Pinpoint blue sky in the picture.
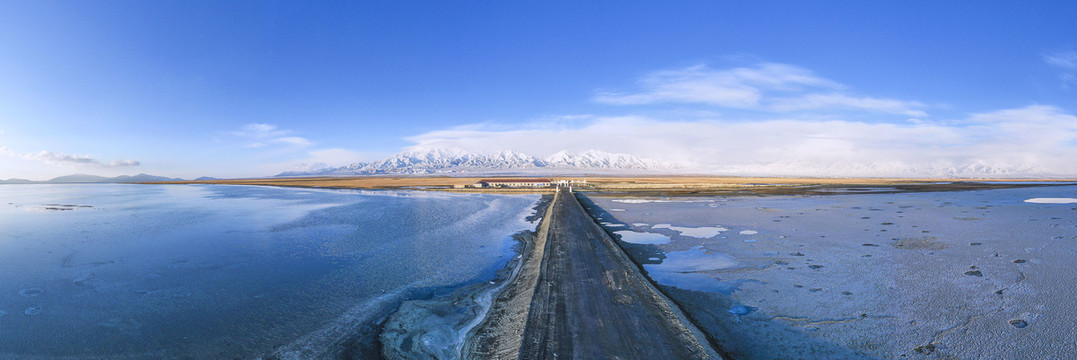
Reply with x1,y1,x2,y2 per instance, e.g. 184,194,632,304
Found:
2,1,1076,179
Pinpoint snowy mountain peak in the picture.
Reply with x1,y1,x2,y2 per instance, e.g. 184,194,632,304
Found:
544,150,673,170
276,148,675,177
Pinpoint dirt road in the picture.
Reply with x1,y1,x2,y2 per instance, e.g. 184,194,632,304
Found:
463,190,722,359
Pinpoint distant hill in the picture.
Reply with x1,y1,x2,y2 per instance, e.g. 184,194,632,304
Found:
194,176,219,181
108,174,185,183
47,174,112,183
0,174,186,184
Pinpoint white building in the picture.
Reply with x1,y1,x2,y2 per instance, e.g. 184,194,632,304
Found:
478,178,553,188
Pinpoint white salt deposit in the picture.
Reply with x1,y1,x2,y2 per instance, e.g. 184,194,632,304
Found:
608,208,626,212
613,230,671,245
1024,198,1077,204
652,224,728,238
739,230,758,235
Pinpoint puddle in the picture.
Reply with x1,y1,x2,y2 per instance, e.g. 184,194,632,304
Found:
613,230,671,245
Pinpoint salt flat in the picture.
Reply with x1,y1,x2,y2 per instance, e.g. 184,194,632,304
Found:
584,184,1077,359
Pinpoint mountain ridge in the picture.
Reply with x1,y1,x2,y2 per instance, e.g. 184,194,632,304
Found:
0,173,185,184
277,149,678,177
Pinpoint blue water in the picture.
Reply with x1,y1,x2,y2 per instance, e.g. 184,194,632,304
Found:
0,184,539,358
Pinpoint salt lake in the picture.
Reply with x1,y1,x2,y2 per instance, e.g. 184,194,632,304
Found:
0,184,539,359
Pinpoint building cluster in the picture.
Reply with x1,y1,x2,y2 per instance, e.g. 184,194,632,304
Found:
454,178,588,189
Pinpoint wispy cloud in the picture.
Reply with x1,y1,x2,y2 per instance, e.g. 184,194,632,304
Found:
1,148,141,167
594,62,928,117
265,148,387,175
272,136,314,147
1044,50,1077,88
1045,51,1077,69
227,123,314,149
406,105,1077,177
770,94,928,117
108,159,141,167
231,123,289,138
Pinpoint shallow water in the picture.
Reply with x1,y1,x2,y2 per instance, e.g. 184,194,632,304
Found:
585,185,1077,359
0,184,539,359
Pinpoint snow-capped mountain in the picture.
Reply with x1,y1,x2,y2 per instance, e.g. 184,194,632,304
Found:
544,150,668,170
276,149,677,177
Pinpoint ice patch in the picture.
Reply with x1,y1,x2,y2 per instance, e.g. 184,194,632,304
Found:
612,199,706,204
613,230,671,245
644,251,759,295
1024,198,1077,204
647,271,759,294
632,223,649,227
647,247,739,272
652,224,728,238
608,208,626,212
739,230,758,235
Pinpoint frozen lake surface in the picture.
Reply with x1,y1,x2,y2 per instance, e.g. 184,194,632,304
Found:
0,184,539,359
584,185,1077,359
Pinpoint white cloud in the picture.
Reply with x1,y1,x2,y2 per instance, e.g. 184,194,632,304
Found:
305,148,372,164
1045,51,1077,69
264,148,386,175
1045,51,1077,88
594,62,927,117
2,148,141,168
272,136,314,147
405,105,1077,177
770,93,928,117
226,123,314,149
108,160,141,167
28,151,100,165
231,123,288,138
